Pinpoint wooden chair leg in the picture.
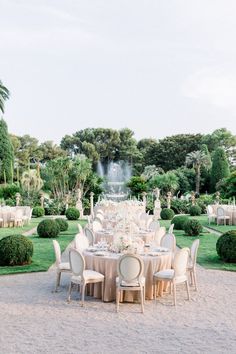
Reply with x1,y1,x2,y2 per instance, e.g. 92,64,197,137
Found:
55,272,61,292
140,287,144,313
116,288,120,312
193,270,198,291
185,280,190,300
81,283,85,306
67,282,72,302
173,282,176,306
101,280,104,301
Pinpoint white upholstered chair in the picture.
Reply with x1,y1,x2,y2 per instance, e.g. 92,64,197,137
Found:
84,227,95,245
74,233,89,251
53,240,71,292
161,232,176,253
206,205,216,225
92,219,103,232
187,239,200,291
153,227,166,246
216,207,230,226
68,248,104,305
153,248,190,306
168,223,174,234
116,254,145,313
77,223,83,234
149,220,160,232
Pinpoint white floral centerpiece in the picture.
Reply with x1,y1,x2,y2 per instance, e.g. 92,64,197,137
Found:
110,234,132,253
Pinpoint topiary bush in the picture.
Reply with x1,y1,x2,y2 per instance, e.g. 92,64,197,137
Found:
32,206,45,217
189,205,201,216
37,219,60,238
55,218,69,232
160,208,175,220
184,219,203,236
0,235,33,266
216,231,236,263
171,215,189,230
65,207,80,220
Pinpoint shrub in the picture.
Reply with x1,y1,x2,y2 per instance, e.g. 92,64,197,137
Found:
171,215,189,230
5,198,15,206
32,206,45,217
0,235,33,266
55,218,69,232
160,208,175,220
216,231,236,263
171,199,189,214
189,205,201,216
37,219,60,238
184,219,202,236
65,207,80,220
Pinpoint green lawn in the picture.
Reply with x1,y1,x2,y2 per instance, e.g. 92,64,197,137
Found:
160,216,236,272
0,217,45,240
0,219,86,276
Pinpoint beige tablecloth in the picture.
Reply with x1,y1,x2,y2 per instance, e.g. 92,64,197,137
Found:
84,251,172,302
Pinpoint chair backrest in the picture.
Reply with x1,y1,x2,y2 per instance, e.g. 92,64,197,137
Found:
207,205,213,215
84,227,94,245
53,240,61,266
77,223,83,234
140,213,148,221
149,221,160,232
92,220,103,232
94,215,103,224
154,227,166,246
69,248,85,277
190,239,200,266
146,216,153,229
161,233,176,252
168,223,174,234
117,254,144,284
96,208,104,216
217,207,225,217
96,213,104,221
173,248,189,277
74,233,89,251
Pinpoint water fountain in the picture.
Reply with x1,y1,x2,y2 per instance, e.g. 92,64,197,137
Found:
97,161,131,201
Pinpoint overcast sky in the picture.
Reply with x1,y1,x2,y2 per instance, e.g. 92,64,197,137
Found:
1,0,236,143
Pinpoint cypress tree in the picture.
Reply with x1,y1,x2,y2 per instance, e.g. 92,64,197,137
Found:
0,119,14,183
210,147,230,192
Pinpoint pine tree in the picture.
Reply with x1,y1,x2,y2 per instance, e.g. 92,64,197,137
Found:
210,147,230,192
0,119,14,183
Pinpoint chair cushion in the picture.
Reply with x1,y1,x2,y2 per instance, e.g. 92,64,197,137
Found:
153,269,174,280
59,262,70,271
71,270,104,283
116,276,145,287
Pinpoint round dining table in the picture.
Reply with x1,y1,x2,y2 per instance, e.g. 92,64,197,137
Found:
83,250,172,302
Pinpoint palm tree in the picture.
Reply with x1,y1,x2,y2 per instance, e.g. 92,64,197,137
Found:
186,150,211,193
21,169,44,197
0,80,10,113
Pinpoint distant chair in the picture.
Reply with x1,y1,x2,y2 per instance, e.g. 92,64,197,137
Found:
206,205,216,225
187,239,200,291
53,240,70,292
116,254,145,313
149,221,160,232
11,209,23,227
92,219,103,232
216,207,230,226
21,207,32,225
74,233,89,251
146,216,154,229
161,233,176,253
84,227,95,246
68,248,104,306
77,223,83,234
153,248,190,306
153,227,166,247
168,223,174,234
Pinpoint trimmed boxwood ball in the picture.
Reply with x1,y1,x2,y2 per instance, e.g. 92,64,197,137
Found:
189,205,201,216
32,206,45,217
216,231,236,263
184,219,202,236
0,235,33,266
55,218,69,232
65,207,80,220
171,215,189,230
37,219,60,238
160,208,175,220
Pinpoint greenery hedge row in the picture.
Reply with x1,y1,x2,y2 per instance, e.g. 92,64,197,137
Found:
37,219,60,238
65,207,80,220
184,219,202,236
160,208,175,220
171,215,189,230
